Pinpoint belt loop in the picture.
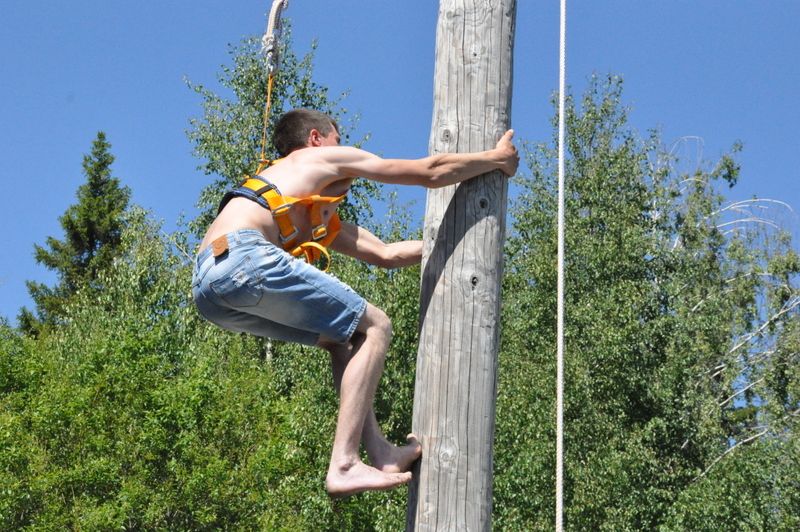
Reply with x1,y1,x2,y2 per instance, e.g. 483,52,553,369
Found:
233,231,241,245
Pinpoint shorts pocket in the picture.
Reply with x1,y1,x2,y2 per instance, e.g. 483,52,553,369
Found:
210,256,264,308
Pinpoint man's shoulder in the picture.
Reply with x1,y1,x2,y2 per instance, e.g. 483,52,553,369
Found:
294,145,374,164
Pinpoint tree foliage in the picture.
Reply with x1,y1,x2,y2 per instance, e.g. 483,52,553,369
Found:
2,44,798,530
1,206,423,529
186,31,377,237
494,75,799,530
2,34,411,530
20,132,130,333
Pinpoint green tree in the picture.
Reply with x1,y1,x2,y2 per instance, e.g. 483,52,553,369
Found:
1,31,418,529
4,38,798,530
1,206,424,529
493,75,799,530
186,31,378,237
19,132,130,333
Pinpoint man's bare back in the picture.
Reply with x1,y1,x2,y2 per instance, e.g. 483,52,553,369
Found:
200,129,349,254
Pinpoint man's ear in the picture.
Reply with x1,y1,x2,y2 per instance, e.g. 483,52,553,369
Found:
308,128,323,147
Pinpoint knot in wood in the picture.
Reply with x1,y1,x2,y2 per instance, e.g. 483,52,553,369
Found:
471,275,479,287
479,198,489,209
441,128,452,142
439,447,455,463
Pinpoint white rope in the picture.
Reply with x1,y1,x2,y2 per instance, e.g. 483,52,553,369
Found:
556,0,567,530
262,0,289,74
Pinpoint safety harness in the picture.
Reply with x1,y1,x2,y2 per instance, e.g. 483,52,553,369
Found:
216,2,343,271
218,173,345,271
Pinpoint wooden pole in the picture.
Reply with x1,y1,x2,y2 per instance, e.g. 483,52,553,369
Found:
406,1,516,530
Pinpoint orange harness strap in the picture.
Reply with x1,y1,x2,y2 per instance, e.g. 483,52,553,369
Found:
239,177,345,271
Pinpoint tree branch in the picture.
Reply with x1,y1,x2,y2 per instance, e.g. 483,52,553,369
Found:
692,407,800,482
728,296,800,357
692,428,768,482
718,377,764,408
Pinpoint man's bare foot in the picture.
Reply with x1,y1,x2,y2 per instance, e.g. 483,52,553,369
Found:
367,434,422,474
326,460,412,498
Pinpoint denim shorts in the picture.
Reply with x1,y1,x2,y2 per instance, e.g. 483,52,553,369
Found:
191,229,366,346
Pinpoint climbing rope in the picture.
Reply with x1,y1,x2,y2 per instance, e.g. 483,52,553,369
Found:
256,0,290,174
556,0,567,530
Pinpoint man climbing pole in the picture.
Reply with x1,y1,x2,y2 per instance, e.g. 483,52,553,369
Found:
192,108,519,496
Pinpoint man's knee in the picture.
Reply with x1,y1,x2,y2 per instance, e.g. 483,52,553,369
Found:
359,304,392,341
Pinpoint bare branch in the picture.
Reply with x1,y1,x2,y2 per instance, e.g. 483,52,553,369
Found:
728,296,800,357
693,428,768,482
669,136,705,162
714,198,795,217
717,217,780,231
725,272,778,284
718,377,764,408
162,231,193,264
707,366,726,380
678,177,708,194
691,275,792,312
700,348,781,383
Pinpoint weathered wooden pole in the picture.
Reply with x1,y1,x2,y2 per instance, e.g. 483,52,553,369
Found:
406,1,516,530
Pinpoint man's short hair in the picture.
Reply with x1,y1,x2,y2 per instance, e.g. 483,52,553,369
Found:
273,109,338,156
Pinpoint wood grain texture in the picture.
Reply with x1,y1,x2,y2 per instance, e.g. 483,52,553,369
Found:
407,1,516,530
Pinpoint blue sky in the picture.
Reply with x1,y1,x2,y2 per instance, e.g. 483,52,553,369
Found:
2,1,799,323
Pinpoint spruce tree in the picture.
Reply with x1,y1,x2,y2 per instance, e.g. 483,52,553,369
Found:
20,132,130,332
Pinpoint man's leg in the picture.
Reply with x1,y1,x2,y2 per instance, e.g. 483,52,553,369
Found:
323,303,416,497
321,333,421,474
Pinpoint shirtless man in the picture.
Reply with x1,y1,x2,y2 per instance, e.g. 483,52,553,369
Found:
192,108,519,497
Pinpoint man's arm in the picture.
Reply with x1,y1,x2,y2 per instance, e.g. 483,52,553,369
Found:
330,222,422,269
323,130,519,188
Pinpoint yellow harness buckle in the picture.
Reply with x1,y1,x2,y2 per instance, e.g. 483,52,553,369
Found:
279,227,299,244
271,203,292,217
312,224,328,241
